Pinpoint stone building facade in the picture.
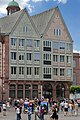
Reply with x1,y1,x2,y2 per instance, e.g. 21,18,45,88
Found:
0,1,73,101
73,53,80,85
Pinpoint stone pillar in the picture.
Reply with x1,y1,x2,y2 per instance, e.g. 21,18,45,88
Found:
52,83,57,101
31,84,32,100
38,84,41,99
23,82,25,99
16,82,17,99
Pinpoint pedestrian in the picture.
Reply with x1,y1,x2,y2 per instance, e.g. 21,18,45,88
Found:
39,105,44,120
50,98,53,107
74,101,78,116
19,104,22,119
16,105,20,120
64,101,68,116
50,105,58,120
34,105,39,120
68,101,73,116
6,101,10,111
60,101,64,111
27,105,32,120
3,102,7,116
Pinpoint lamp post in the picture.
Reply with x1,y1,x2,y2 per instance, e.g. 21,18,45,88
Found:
62,87,64,98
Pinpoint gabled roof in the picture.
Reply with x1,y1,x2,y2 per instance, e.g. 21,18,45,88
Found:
32,6,73,41
0,6,73,42
0,9,23,34
0,8,39,36
31,7,56,35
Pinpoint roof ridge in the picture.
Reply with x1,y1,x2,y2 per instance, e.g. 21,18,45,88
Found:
0,9,24,20
31,6,58,17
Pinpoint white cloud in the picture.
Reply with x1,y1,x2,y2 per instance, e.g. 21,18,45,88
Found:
54,0,68,4
32,0,43,2
73,49,80,53
0,0,69,17
0,0,31,16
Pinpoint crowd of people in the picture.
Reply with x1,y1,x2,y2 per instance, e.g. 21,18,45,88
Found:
0,97,80,120
60,99,79,116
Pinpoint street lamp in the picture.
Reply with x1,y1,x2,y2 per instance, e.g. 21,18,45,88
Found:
62,87,64,98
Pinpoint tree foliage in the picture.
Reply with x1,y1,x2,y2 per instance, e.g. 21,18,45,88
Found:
70,86,80,93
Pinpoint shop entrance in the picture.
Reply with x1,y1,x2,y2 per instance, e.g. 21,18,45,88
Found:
56,83,65,100
43,83,52,99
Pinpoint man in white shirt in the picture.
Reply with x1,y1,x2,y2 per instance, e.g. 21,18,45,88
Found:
3,102,6,116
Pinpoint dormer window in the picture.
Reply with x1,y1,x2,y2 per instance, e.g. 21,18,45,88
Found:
23,26,27,32
54,28,61,36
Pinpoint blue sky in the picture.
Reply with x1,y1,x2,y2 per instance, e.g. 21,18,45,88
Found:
0,0,80,52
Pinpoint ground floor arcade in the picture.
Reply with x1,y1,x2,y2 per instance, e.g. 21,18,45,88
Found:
4,80,71,101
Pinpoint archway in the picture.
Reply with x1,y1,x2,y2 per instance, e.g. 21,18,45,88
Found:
56,83,65,100
43,83,52,99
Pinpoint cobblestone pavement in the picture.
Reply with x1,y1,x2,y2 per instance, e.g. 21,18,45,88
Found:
0,107,80,120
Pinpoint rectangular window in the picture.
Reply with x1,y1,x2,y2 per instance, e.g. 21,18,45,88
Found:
53,68,58,76
19,67,24,75
9,85,15,98
43,54,51,61
60,55,65,62
26,39,32,47
32,90,38,99
19,53,24,60
26,53,32,60
34,40,40,47
43,41,51,47
53,55,58,62
11,38,17,46
11,67,16,74
34,53,40,61
32,85,38,89
19,39,25,46
23,26,27,32
66,69,72,76
53,42,59,50
17,85,23,89
66,56,72,63
43,68,51,79
73,73,76,85
60,68,65,76
60,42,65,50
54,28,61,36
27,67,32,75
11,52,16,60
43,68,51,74
10,84,15,89
32,85,38,98
34,67,39,75
66,43,72,51
73,60,76,68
